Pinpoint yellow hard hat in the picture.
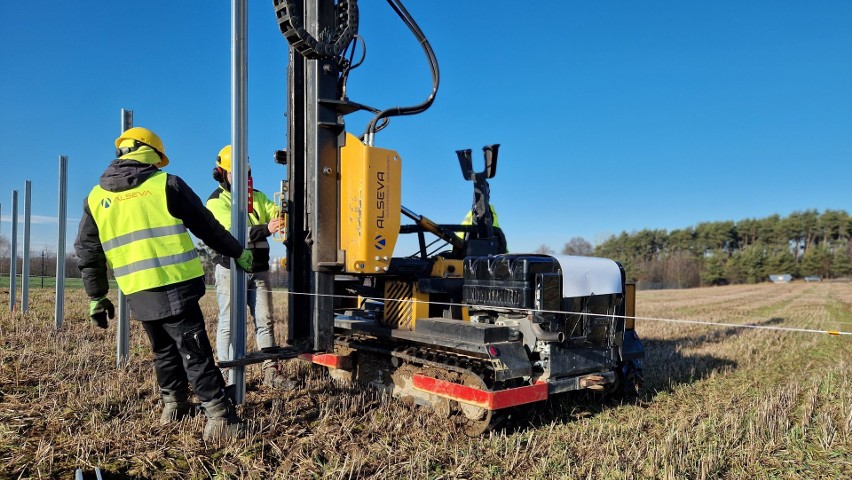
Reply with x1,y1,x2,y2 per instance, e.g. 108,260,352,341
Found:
216,145,233,172
216,145,250,173
115,127,169,167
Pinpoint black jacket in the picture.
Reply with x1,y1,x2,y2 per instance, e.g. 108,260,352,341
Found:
206,184,275,272
74,160,244,320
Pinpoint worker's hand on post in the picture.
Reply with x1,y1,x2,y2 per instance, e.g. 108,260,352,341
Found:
235,249,254,273
88,296,115,329
267,217,284,235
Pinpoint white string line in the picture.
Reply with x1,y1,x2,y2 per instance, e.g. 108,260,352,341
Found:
217,287,852,336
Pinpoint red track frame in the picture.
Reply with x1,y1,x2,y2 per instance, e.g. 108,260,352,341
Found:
299,352,352,370
412,374,548,410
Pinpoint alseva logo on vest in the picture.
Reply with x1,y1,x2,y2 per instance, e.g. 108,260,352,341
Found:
101,190,153,208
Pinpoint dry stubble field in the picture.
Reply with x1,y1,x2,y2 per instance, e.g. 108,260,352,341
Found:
0,282,850,479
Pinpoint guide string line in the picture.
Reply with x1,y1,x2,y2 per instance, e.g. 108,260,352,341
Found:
219,287,852,336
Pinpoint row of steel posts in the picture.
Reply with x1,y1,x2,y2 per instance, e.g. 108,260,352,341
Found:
6,0,251,403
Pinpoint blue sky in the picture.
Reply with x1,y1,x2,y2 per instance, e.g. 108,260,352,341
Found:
1,1,850,260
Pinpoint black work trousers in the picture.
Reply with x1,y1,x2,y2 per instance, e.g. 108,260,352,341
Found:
141,301,224,402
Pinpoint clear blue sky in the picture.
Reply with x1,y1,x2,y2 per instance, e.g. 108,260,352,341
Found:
1,1,850,259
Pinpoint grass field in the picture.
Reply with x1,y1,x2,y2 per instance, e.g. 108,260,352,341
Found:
0,282,849,479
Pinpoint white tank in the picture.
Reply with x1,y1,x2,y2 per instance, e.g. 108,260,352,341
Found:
551,255,623,298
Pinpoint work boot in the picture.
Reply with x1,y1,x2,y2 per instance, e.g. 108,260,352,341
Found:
223,383,238,403
160,389,191,425
201,394,245,442
262,361,296,390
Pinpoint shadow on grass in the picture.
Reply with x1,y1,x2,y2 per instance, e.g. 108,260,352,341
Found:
640,316,787,394
489,318,792,434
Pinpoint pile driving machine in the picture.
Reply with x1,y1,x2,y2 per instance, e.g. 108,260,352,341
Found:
271,0,644,434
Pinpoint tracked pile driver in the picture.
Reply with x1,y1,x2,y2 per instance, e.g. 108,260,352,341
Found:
271,0,644,434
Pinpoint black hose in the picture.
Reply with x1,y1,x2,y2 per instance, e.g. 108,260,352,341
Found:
364,0,440,140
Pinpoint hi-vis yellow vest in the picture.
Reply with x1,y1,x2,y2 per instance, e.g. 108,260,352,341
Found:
88,172,203,294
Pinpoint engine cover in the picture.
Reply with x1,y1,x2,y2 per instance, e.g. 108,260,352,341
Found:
463,254,561,309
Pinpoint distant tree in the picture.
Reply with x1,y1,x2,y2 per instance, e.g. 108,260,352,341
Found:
832,248,852,278
534,244,554,255
586,210,850,287
0,236,8,276
668,228,696,254
561,237,593,256
701,252,726,286
766,249,798,277
801,244,832,278
197,242,215,266
737,218,760,248
196,243,217,285
663,251,701,288
756,214,784,247
64,252,82,278
724,252,746,284
741,247,769,283
637,258,665,289
782,210,819,260
818,209,849,244
629,229,667,262
595,232,637,280
695,221,737,254
594,233,627,259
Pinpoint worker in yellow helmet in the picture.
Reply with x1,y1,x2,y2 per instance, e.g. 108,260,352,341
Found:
460,204,501,230
74,127,252,442
205,145,289,389
457,204,508,253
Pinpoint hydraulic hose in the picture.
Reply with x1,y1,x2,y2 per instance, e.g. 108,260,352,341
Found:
365,0,439,143
401,206,463,251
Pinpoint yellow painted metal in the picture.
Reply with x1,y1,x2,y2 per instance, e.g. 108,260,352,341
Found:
339,133,401,274
382,280,429,330
271,190,288,244
430,258,463,278
625,282,636,330
426,258,469,320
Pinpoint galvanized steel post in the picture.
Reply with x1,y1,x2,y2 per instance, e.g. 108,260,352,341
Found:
116,109,133,366
229,0,248,404
22,181,31,312
9,190,17,312
55,156,68,329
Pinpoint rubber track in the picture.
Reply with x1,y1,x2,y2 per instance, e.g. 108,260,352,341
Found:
335,334,496,387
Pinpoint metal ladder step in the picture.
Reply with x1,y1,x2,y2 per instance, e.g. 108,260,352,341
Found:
217,345,306,368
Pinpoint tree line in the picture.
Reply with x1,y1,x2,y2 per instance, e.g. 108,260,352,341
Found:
539,209,852,289
4,209,851,291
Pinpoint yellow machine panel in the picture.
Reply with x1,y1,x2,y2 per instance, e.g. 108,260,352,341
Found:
430,258,464,278
625,282,636,330
383,280,429,330
339,133,402,274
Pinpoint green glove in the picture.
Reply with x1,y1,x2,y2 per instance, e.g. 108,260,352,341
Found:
89,296,115,329
235,249,254,273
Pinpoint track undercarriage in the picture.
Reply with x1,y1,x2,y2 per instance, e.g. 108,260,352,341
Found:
321,332,530,436
299,262,644,436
